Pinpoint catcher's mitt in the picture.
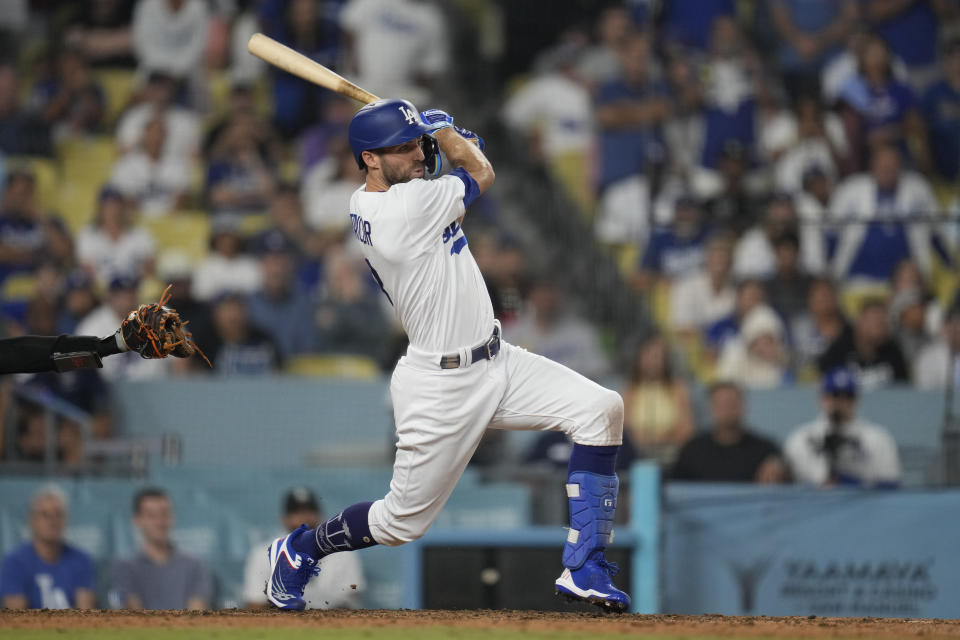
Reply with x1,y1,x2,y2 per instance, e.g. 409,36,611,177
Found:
118,285,211,366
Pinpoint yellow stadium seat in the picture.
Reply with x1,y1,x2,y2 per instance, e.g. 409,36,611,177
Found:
238,213,271,236
1,273,37,302
284,355,380,379
140,211,211,263
57,135,117,187
94,68,137,126
6,156,58,213
57,181,100,233
206,70,232,124
840,284,891,319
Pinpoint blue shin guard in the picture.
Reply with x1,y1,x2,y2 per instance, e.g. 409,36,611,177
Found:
555,471,630,611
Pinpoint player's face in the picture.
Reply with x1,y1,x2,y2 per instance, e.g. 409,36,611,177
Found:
378,138,426,186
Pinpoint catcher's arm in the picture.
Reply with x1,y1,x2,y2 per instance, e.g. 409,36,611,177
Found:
117,285,212,367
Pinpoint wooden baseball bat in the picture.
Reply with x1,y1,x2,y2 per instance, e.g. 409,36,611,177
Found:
247,33,380,104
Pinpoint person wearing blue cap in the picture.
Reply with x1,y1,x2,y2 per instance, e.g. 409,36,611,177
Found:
783,367,901,488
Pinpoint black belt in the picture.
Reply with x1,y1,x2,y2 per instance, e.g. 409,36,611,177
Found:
439,326,501,369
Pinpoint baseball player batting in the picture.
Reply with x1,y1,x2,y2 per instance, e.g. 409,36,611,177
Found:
265,100,629,611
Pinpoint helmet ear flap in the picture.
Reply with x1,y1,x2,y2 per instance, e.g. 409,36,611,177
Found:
421,135,442,176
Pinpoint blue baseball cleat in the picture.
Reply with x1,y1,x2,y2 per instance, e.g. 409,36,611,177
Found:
265,524,320,610
554,549,631,612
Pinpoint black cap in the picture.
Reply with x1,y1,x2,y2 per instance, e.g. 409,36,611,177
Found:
283,487,320,514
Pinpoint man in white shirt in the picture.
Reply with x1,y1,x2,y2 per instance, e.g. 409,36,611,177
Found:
914,305,960,389
784,367,901,488
243,488,363,610
670,233,736,335
132,0,208,80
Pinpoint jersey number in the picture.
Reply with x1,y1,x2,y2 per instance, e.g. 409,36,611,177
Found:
365,259,393,306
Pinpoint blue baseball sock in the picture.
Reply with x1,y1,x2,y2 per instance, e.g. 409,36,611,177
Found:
568,443,619,476
289,501,378,558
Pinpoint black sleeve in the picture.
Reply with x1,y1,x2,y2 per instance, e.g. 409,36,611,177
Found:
670,441,697,480
0,335,120,375
887,343,910,382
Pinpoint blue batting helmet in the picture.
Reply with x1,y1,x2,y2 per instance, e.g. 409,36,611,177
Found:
349,98,436,167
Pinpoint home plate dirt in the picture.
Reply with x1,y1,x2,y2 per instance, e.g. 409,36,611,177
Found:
2,609,959,638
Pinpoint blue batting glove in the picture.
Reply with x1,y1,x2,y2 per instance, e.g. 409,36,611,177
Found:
453,125,485,151
419,108,453,131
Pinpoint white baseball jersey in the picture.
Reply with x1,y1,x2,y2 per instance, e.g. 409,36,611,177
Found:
348,170,493,353
784,415,902,487
347,168,624,548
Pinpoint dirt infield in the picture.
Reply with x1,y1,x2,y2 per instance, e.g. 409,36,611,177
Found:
2,609,960,639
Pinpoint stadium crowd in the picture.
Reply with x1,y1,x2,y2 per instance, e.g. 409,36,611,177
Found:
0,2,957,502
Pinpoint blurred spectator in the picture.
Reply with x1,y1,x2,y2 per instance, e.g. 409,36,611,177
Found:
632,196,711,293
27,47,105,140
261,0,342,137
763,94,850,194
63,0,136,68
671,381,787,482
594,32,669,246
770,0,857,99
203,84,280,165
314,251,389,362
733,194,804,280
621,334,694,464
0,64,52,156
0,169,73,283
110,113,190,215
717,305,792,388
914,303,960,389
698,16,760,170
700,140,763,235
791,277,852,375
829,144,941,285
76,275,172,380
247,230,316,360
836,33,932,171
508,276,610,381
116,71,201,161
0,486,95,609
110,487,213,610
889,287,932,363
191,217,263,302
890,258,943,333
793,166,831,275
576,6,634,90
257,186,327,291
921,38,960,182
243,487,364,609
229,1,265,84
504,42,594,216
206,292,281,374
705,278,766,353
661,0,736,53
340,0,449,109
132,0,209,82
864,0,957,92
57,271,99,334
821,23,909,105
662,56,706,182
818,298,909,388
76,186,156,289
206,115,277,214
525,430,636,472
301,135,362,238
669,233,736,336
785,367,901,487
471,231,527,326
297,97,358,173
764,232,814,324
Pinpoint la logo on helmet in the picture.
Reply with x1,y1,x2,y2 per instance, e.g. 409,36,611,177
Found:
398,105,417,125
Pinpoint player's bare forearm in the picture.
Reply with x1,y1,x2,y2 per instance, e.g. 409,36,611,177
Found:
435,127,495,194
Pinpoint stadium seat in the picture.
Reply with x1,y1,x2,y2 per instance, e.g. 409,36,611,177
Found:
140,211,211,263
94,68,137,126
284,354,380,379
57,136,118,231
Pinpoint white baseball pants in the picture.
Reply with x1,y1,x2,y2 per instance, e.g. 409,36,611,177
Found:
367,339,624,546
